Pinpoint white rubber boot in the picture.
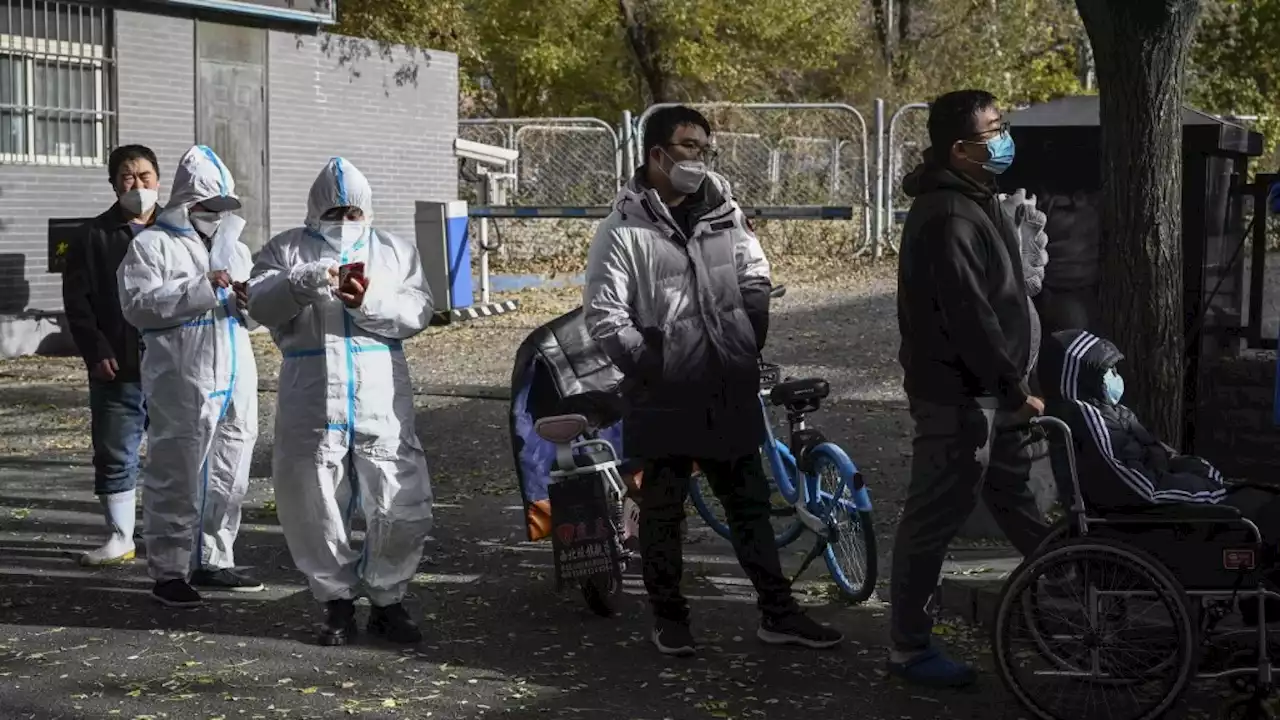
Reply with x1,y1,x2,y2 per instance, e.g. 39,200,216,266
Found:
80,489,137,566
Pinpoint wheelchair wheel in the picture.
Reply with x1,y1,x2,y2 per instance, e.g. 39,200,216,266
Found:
1030,520,1071,557
993,537,1197,720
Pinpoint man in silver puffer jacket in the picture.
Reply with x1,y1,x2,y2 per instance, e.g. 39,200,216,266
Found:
584,106,843,657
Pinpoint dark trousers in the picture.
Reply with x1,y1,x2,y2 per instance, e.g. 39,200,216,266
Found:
889,397,1050,652
88,380,147,496
640,454,800,624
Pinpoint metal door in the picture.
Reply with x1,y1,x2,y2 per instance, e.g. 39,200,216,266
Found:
195,22,267,254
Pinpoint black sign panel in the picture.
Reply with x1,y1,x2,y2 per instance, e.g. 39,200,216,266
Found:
148,0,335,24
47,218,94,274
547,475,617,587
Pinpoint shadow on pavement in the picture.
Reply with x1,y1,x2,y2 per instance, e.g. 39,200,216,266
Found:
0,291,1048,719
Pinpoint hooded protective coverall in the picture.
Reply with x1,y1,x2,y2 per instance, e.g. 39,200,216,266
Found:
117,145,259,581
247,157,434,607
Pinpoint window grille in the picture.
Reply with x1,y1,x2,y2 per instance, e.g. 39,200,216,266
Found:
0,0,114,166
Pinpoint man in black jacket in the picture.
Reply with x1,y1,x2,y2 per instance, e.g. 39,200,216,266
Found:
62,144,160,566
889,90,1050,687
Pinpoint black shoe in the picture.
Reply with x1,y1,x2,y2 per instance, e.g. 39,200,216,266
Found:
367,603,423,644
651,618,695,657
191,567,265,592
318,599,357,646
153,579,202,608
757,612,843,649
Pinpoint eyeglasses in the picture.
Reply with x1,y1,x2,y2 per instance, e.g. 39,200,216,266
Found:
969,121,1011,141
666,141,718,162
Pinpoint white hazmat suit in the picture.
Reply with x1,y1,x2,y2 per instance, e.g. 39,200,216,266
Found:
117,145,259,588
248,157,434,608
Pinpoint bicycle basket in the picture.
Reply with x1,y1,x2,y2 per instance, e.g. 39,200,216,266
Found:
759,361,781,389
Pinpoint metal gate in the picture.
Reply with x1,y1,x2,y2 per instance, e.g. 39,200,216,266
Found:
458,117,622,206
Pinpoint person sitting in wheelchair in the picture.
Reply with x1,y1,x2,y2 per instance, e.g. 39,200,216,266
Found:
1038,329,1280,557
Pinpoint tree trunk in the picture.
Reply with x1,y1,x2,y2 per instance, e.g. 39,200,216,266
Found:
616,0,673,104
1075,0,1200,446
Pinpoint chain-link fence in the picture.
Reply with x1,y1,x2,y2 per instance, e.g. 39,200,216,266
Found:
458,117,621,206
634,103,872,248
884,102,930,252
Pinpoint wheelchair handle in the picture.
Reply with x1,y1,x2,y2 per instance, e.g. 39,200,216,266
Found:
1028,415,1086,530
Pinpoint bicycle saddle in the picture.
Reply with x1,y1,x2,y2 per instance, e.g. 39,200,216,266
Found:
555,391,627,430
769,378,830,407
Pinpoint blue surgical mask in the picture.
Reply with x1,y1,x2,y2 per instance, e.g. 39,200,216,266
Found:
981,131,1015,175
1103,368,1125,405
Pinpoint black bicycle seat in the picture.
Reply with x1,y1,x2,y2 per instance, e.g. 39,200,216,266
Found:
769,378,830,407
555,391,627,430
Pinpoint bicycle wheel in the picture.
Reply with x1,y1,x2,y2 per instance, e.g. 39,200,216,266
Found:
811,446,877,603
688,442,803,549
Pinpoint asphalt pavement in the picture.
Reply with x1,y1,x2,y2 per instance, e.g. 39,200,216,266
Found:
0,440,1033,720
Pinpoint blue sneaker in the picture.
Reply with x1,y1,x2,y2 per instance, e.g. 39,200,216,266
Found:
887,647,977,688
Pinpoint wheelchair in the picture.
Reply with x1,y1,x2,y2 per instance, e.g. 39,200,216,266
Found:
993,415,1280,720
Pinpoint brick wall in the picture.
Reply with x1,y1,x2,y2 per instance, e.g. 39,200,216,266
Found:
0,11,195,315
0,10,457,320
266,32,458,242
116,12,197,200
1194,350,1280,479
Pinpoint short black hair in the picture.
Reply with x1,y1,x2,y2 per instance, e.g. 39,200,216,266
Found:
927,90,998,152
643,105,712,158
108,144,159,183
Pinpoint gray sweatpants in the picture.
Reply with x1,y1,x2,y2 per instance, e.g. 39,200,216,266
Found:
889,397,1051,652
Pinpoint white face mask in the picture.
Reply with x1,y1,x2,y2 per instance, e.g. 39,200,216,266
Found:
660,149,707,195
319,220,367,249
119,187,158,216
189,209,224,239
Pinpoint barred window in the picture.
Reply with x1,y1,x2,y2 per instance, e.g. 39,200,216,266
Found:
0,1,113,166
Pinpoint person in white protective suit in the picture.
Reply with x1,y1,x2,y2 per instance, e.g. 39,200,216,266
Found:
117,144,262,608
247,157,434,646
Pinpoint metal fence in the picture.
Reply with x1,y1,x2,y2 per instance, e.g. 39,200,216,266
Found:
883,102,930,253
633,102,872,248
461,100,1275,260
457,117,622,206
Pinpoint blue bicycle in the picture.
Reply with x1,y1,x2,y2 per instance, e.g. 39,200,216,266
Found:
688,361,878,603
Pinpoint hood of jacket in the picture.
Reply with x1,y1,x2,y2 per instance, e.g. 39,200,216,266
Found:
156,145,240,233
613,165,735,234
901,147,999,204
1038,328,1124,404
306,157,374,228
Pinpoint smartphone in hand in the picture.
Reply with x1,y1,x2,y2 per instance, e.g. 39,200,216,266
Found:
338,262,365,285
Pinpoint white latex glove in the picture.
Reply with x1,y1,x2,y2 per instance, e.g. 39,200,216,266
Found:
288,260,339,303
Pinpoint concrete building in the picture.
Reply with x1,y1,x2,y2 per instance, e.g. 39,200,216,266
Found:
0,0,458,356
